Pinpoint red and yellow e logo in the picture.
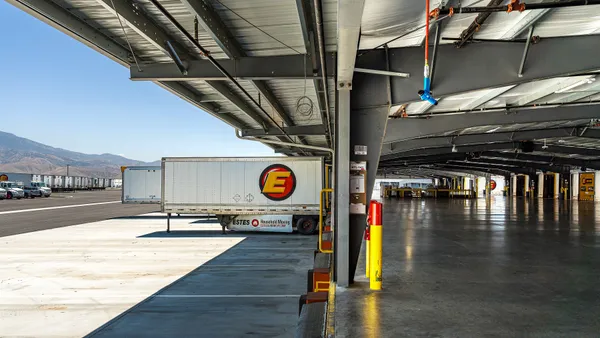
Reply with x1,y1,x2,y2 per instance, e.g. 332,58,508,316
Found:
259,164,296,201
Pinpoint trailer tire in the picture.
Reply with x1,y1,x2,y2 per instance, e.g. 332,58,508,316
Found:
296,217,316,235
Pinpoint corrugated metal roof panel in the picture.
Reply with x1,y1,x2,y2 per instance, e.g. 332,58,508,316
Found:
213,0,306,56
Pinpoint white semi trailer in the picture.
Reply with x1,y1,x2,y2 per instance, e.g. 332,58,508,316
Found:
161,157,324,235
122,166,161,204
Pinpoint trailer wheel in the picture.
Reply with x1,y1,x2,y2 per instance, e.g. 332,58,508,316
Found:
296,217,317,235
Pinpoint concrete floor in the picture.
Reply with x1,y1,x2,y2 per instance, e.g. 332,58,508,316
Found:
0,213,315,337
336,198,600,337
0,190,157,237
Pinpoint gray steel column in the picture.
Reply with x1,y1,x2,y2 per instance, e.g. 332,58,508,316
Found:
345,49,391,283
336,88,351,287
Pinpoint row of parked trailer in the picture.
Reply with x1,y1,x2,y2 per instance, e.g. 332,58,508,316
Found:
0,172,119,193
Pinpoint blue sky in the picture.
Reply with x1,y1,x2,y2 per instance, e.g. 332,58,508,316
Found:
0,2,273,162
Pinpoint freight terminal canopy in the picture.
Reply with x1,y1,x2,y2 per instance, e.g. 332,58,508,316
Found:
10,0,600,176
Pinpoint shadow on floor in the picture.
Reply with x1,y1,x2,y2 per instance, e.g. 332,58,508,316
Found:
138,230,314,238
85,232,316,337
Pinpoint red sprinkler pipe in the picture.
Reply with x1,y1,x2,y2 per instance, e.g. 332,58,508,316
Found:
419,0,438,105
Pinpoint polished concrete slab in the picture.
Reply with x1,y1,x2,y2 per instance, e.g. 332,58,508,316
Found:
336,198,600,337
0,213,315,337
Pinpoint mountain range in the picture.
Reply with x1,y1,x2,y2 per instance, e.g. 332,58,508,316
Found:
0,131,159,178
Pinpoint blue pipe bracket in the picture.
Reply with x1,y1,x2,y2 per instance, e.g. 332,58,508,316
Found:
418,77,438,106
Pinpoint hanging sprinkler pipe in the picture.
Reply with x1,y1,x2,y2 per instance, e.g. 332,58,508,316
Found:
418,0,438,106
433,0,600,16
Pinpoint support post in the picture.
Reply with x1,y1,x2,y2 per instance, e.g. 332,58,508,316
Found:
538,172,544,198
336,89,351,287
518,26,534,77
167,213,171,233
554,173,560,199
572,172,580,200
345,47,391,284
524,175,530,198
511,175,517,197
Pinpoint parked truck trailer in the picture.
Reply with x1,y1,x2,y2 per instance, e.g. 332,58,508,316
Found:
122,166,161,204
0,173,51,197
161,157,324,234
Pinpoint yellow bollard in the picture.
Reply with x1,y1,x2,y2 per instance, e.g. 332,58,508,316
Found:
369,223,382,290
365,234,370,278
369,200,383,290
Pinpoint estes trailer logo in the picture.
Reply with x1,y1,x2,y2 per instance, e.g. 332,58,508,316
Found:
259,164,296,201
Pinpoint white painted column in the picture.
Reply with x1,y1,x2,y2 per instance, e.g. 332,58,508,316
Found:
595,171,600,202
477,177,485,197
571,172,579,200
554,173,560,199
511,175,517,197
524,175,530,198
538,172,544,198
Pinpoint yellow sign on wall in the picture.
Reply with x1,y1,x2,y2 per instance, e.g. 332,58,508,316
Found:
579,173,594,201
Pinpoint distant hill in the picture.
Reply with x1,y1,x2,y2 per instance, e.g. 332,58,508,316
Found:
0,131,159,178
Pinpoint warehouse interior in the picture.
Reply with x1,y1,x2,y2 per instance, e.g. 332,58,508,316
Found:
8,0,600,335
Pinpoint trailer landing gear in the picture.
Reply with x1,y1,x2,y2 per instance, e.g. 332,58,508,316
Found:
166,213,171,233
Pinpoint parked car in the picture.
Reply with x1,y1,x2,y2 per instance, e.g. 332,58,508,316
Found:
0,187,7,200
0,181,24,199
24,186,43,199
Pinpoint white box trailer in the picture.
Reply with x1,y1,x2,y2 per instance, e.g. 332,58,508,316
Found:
161,157,324,234
122,166,161,204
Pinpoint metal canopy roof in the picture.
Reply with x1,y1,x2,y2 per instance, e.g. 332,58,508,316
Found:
9,0,337,154
9,0,600,178
364,0,600,178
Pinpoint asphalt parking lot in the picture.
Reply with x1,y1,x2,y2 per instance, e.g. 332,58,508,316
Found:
0,190,157,237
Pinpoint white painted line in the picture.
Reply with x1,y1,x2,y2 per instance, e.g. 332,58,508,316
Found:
0,294,299,299
154,295,300,298
0,201,121,215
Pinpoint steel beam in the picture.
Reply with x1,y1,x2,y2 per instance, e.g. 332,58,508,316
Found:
130,54,335,81
500,7,551,39
180,0,305,141
382,141,600,161
450,159,570,174
439,163,528,175
241,124,327,137
380,153,471,167
383,127,581,154
337,0,366,87
381,142,518,161
436,164,517,177
94,0,275,129
480,151,600,169
358,35,600,107
384,104,600,143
